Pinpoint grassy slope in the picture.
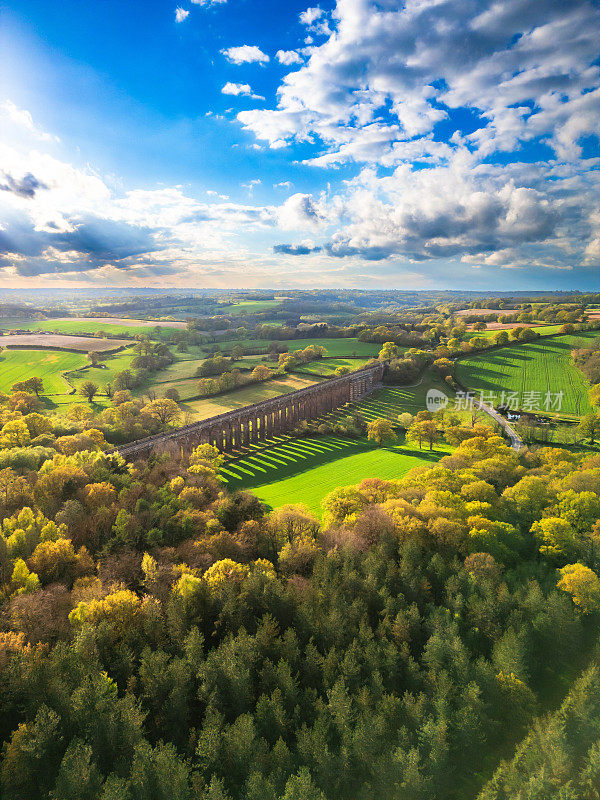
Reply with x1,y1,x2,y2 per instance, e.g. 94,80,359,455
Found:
0,349,88,394
223,300,283,314
456,332,600,417
465,324,562,340
68,348,136,391
223,435,446,515
222,380,455,515
292,357,375,377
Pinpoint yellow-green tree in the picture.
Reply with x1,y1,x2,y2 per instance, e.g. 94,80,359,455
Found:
557,563,600,613
142,398,181,426
378,341,400,360
367,418,397,446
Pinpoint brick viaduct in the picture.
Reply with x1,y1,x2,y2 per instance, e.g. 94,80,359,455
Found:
116,362,386,459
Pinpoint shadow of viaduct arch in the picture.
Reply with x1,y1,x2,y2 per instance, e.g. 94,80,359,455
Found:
116,362,386,460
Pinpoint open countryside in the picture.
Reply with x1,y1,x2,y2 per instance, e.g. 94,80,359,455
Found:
2,296,600,800
1,0,599,791
225,436,445,515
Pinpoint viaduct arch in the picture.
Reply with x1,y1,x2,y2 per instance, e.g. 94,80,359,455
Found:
116,362,386,459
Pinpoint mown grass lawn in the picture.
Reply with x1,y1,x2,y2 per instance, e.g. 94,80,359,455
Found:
223,434,447,515
456,331,600,417
0,349,88,395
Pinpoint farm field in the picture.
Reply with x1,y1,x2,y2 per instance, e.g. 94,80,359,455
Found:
0,333,131,351
222,300,284,314
67,348,137,393
349,376,454,421
0,349,88,394
465,324,562,338
181,374,320,420
456,331,600,417
223,435,446,515
24,318,185,337
218,337,380,358
292,356,374,377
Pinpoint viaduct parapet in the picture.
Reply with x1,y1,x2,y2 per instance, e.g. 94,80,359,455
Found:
116,362,385,459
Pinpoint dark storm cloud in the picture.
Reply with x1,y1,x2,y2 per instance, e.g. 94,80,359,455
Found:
0,211,167,276
0,172,47,198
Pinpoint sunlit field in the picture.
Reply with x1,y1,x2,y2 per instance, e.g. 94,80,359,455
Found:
456,332,600,417
0,349,88,395
223,434,447,515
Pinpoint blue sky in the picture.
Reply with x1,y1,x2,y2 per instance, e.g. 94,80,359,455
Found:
0,0,599,290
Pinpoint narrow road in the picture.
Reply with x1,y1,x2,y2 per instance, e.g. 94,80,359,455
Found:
475,399,524,451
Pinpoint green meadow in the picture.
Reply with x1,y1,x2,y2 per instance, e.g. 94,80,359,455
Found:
292,356,374,376
24,319,181,337
456,331,600,417
0,349,88,395
465,324,562,339
67,348,137,392
221,380,455,514
218,337,380,358
223,434,446,515
222,300,284,314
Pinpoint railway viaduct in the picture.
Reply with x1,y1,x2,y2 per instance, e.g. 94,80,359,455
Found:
116,362,386,459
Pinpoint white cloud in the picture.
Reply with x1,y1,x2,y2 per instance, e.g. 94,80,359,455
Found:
191,0,227,5
221,45,270,64
221,82,265,100
299,7,323,26
237,0,599,169
276,50,303,66
175,7,189,22
241,179,261,195
277,192,327,230
2,101,59,143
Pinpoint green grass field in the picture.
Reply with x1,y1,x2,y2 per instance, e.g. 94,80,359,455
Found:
223,435,446,515
222,300,284,314
350,377,452,420
0,349,88,395
218,337,380,358
24,319,183,337
292,357,373,377
456,332,600,417
68,348,137,393
465,324,562,340
221,378,455,514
